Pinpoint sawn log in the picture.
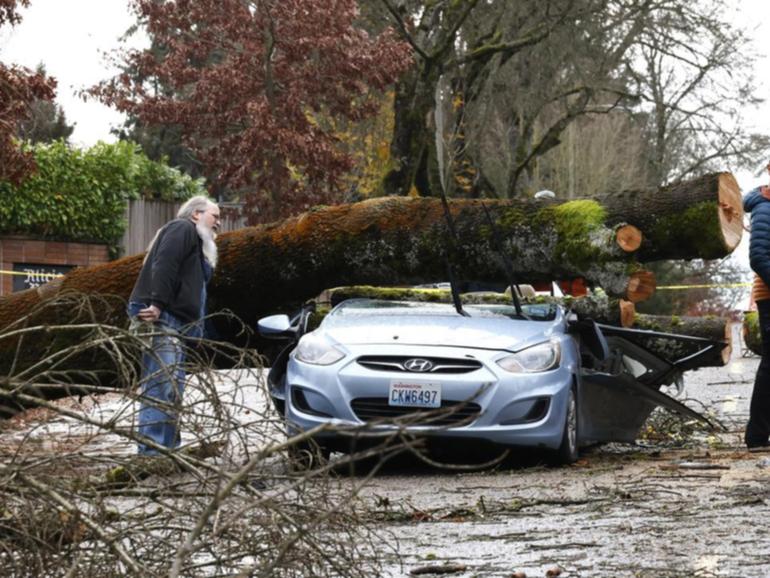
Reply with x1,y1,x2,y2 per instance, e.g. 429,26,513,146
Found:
631,314,732,367
594,172,742,261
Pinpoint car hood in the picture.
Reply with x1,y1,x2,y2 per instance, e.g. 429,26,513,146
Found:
319,314,561,351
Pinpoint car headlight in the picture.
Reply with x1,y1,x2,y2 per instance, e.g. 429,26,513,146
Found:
294,333,346,366
497,340,560,373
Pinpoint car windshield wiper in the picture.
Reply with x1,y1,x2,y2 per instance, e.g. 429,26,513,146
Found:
480,203,529,320
438,193,469,317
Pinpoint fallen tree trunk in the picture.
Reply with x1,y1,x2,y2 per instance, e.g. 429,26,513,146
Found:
0,195,652,331
0,172,740,372
594,172,742,261
210,195,653,310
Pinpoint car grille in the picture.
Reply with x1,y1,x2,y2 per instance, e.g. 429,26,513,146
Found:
350,397,482,426
356,355,483,374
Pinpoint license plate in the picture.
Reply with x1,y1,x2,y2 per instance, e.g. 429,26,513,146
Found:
389,381,441,408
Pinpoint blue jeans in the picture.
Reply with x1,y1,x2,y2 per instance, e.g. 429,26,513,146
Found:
129,302,187,455
746,299,770,447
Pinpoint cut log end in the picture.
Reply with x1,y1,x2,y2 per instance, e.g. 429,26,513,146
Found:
615,224,642,252
626,270,656,303
619,299,635,328
718,172,744,252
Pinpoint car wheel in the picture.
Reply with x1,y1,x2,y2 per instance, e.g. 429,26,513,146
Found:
553,386,578,465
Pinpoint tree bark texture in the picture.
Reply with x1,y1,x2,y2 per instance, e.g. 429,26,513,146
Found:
188,196,654,317
383,65,440,197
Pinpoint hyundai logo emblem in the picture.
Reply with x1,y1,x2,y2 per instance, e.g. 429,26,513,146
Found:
403,358,434,372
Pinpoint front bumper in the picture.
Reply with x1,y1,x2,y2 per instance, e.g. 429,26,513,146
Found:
283,343,575,450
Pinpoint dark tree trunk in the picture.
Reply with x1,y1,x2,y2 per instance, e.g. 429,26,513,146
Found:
383,64,442,197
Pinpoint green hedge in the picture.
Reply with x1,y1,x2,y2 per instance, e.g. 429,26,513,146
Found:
0,140,206,246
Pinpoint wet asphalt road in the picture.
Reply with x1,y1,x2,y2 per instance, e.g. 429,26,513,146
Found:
357,327,770,578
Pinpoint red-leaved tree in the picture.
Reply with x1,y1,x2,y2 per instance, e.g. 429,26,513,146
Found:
0,0,56,185
0,0,25,24
93,0,411,223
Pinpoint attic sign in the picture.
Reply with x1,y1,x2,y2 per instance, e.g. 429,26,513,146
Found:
12,263,72,292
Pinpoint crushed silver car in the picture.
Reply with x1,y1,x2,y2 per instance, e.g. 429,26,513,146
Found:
259,297,723,465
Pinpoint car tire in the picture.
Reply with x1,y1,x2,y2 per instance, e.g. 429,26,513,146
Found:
553,386,579,465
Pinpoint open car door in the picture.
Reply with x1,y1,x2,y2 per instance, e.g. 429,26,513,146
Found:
578,324,726,444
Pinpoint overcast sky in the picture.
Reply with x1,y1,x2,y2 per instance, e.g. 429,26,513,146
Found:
0,0,144,148
1,0,768,190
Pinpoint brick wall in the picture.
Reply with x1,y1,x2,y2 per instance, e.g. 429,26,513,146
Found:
0,236,110,296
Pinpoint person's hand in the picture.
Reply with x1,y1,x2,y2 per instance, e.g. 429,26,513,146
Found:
137,304,161,322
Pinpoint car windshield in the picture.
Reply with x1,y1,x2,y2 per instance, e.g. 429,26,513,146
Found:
331,299,557,321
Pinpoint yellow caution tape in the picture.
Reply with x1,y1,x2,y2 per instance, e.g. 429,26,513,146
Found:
0,269,65,279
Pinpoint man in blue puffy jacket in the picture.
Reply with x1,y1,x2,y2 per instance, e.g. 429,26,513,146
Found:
744,162,770,449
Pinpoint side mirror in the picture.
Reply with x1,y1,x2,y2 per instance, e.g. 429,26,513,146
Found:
569,317,609,362
257,314,296,339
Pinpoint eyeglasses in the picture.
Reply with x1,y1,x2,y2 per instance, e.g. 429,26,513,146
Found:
198,209,221,220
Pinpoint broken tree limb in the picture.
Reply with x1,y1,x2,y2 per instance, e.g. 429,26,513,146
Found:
593,172,742,261
630,314,732,367
573,296,636,328
633,313,731,340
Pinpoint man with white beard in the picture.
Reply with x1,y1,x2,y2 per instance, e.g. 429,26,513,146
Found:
127,195,220,455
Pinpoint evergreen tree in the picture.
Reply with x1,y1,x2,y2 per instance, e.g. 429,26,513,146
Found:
16,65,74,144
